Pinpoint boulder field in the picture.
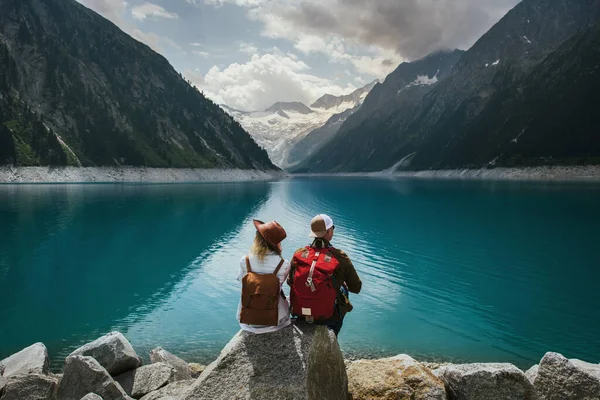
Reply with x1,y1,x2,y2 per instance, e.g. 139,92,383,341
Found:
1,325,599,400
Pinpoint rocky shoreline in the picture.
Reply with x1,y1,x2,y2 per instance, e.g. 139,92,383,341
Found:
295,165,600,181
1,328,599,400
0,167,285,184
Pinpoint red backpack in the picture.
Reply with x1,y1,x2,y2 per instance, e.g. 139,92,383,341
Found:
290,246,339,321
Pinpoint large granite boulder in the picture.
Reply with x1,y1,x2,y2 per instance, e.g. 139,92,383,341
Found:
149,348,191,382
56,355,132,400
347,354,446,400
0,342,50,377
0,376,6,396
0,373,58,400
114,363,174,399
80,395,103,400
139,380,195,400
525,365,539,384
533,352,600,400
182,323,348,400
68,332,142,376
436,363,536,400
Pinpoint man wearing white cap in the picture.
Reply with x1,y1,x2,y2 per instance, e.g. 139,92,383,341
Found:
287,214,362,335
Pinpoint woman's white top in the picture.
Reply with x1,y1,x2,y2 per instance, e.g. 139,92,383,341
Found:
237,252,291,333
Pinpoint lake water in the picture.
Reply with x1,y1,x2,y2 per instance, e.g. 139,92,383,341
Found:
1,178,599,370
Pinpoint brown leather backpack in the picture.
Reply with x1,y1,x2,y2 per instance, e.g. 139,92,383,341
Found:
240,256,284,326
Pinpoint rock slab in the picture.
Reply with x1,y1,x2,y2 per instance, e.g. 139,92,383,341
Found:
436,363,536,400
80,395,103,400
149,348,191,382
68,332,142,376
347,354,446,400
1,373,58,400
115,363,174,398
525,365,539,384
182,322,348,400
534,352,600,400
56,355,132,400
139,379,195,400
0,342,50,377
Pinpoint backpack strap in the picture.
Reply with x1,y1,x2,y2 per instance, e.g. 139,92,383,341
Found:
273,258,285,275
245,256,252,273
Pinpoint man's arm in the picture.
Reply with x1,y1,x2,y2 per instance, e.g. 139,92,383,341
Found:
331,249,362,294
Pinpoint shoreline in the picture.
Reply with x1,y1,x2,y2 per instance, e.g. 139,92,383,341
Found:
291,165,600,182
2,165,600,184
0,166,286,184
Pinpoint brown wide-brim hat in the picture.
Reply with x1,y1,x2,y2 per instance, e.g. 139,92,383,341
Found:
253,219,287,253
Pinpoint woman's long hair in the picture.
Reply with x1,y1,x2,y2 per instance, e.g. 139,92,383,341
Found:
250,232,273,262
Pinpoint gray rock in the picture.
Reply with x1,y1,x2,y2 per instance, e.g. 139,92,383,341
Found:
182,322,348,400
1,373,58,400
149,348,191,382
525,364,539,384
80,395,103,400
0,342,50,377
0,376,7,396
347,354,446,400
114,363,174,399
68,332,142,376
187,364,205,379
139,380,195,400
534,352,600,400
437,363,536,400
56,355,132,400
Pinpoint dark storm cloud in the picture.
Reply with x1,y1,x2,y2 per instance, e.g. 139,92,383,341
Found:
280,0,521,60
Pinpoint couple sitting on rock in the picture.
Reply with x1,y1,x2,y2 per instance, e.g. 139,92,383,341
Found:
236,214,362,336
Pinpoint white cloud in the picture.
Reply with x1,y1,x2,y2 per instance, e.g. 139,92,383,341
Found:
239,42,259,54
203,0,264,7
193,50,211,58
242,0,519,61
190,42,203,47
195,52,355,111
132,3,179,21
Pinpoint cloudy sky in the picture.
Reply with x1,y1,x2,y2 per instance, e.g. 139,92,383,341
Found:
77,0,520,111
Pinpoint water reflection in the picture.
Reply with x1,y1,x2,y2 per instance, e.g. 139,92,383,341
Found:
1,178,600,370
0,183,271,366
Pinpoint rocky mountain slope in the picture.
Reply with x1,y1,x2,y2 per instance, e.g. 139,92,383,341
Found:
223,82,376,168
295,0,600,172
289,50,464,171
0,0,275,169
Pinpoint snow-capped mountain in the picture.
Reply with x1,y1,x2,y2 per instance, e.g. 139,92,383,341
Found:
221,82,377,168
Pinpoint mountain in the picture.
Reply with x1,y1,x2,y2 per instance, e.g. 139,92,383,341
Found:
311,81,377,110
265,102,313,115
286,104,360,168
223,82,376,168
296,0,600,172
0,0,275,169
289,49,464,171
412,19,600,169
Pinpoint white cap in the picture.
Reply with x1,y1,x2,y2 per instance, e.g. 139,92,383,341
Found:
309,214,334,238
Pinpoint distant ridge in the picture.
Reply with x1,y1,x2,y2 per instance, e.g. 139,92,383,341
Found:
265,102,313,114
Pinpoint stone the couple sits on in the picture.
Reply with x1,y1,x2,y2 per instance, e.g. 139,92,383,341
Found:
236,214,362,336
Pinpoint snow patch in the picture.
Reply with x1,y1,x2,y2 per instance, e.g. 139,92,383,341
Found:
523,36,532,44
492,59,500,66
398,71,439,94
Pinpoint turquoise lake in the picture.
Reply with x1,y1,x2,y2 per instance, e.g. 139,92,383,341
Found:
1,178,599,370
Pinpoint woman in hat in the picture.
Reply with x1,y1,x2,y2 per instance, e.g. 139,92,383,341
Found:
236,219,291,333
